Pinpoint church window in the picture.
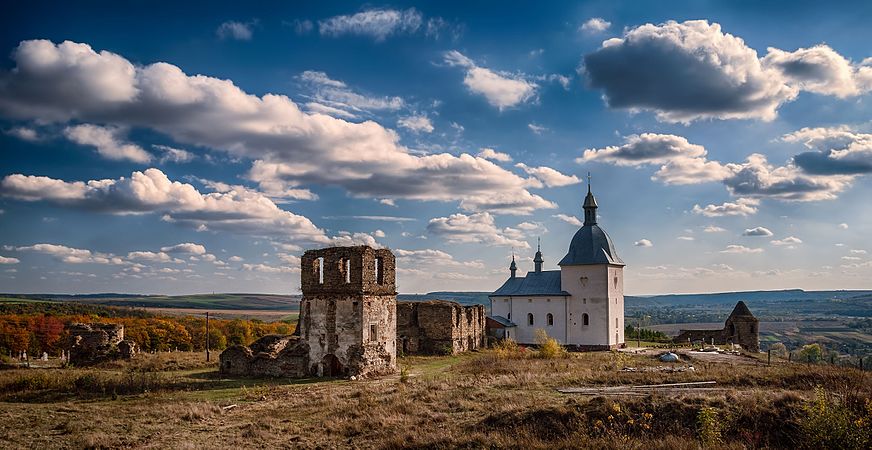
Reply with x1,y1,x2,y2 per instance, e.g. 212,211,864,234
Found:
528,298,532,302
616,318,619,328
580,276,588,287
582,313,589,326
527,313,534,326
547,313,553,326
507,313,511,320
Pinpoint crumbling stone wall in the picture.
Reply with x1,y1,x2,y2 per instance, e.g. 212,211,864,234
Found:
397,300,486,355
674,301,760,352
219,334,309,377
67,323,137,365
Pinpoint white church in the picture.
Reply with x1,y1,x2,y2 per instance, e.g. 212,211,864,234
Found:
489,183,625,350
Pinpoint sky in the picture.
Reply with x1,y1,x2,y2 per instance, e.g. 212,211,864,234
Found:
1,0,872,296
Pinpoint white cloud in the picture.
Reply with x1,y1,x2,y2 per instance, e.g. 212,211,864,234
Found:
397,115,434,133
299,70,404,116
0,256,19,264
580,18,611,34
634,239,653,247
839,223,849,229
216,21,255,41
763,45,872,98
127,251,181,263
677,236,695,241
783,126,872,176
477,148,512,162
242,263,299,274
692,198,760,217
771,236,803,246
64,124,152,163
160,243,206,255
1,168,329,244
720,245,764,254
703,225,727,233
154,145,195,164
552,214,582,226
5,126,40,141
373,229,386,238
394,248,484,269
515,163,581,187
228,255,244,262
0,40,555,216
443,50,537,110
742,226,774,237
16,243,123,264
426,212,530,248
318,8,423,41
850,249,867,254
724,153,852,201
528,123,547,135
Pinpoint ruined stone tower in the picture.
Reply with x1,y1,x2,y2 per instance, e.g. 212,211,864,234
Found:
299,246,397,377
724,301,759,352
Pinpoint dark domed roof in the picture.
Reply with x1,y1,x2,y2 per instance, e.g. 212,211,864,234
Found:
558,224,624,266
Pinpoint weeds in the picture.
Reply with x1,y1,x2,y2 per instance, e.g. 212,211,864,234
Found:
697,406,722,447
534,329,568,359
798,386,871,449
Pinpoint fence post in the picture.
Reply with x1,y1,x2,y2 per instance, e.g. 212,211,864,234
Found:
788,352,792,363
768,349,771,366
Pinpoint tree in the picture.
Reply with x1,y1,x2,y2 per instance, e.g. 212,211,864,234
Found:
799,343,823,363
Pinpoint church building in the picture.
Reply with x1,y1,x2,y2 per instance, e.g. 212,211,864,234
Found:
489,182,625,350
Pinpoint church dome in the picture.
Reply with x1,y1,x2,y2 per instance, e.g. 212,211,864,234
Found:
558,181,624,266
558,223,624,266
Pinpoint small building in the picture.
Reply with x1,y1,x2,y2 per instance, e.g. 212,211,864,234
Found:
396,300,486,355
489,182,626,350
674,301,760,352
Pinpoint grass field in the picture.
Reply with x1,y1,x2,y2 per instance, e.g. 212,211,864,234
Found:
0,349,868,449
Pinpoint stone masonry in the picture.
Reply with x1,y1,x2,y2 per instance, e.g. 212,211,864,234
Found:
67,323,138,365
397,300,486,355
674,301,760,352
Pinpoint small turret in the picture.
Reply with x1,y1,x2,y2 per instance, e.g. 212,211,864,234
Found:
533,238,543,273
583,173,597,226
509,252,517,279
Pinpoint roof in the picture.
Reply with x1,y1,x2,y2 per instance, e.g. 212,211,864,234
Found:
490,270,569,297
487,316,516,328
558,224,625,266
728,301,755,318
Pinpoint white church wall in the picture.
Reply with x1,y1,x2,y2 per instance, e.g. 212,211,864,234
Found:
607,266,625,346
560,264,610,346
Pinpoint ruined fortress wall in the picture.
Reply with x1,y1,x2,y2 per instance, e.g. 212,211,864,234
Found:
397,301,486,355
674,329,725,346
725,317,760,352
67,323,137,365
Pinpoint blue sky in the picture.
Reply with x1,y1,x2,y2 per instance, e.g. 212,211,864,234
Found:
2,1,872,295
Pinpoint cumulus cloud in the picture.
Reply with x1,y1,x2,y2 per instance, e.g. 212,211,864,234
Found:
0,256,19,264
839,223,849,229
552,214,582,226
771,236,802,246
64,124,152,163
583,20,796,122
0,40,554,216
784,126,872,175
242,263,299,274
580,18,611,34
692,198,760,217
580,133,730,185
154,145,195,164
394,248,484,269
742,226,774,237
0,168,329,244
763,45,872,98
299,70,404,117
397,115,434,133
5,126,40,141
477,148,512,162
443,50,537,110
126,251,182,263
723,153,852,201
216,20,256,41
426,212,530,248
720,245,764,254
515,163,581,187
16,243,123,264
318,8,423,41
703,225,727,233
160,243,207,255
634,239,653,247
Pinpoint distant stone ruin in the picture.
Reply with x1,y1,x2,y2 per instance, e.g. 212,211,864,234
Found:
674,301,760,352
219,246,489,378
397,300,486,355
67,323,138,365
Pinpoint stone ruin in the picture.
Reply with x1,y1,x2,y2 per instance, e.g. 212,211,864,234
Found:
674,301,760,352
397,300,486,355
67,323,138,365
219,246,489,378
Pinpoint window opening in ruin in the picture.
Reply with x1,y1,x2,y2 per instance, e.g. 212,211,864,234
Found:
370,324,378,341
342,258,351,283
583,298,587,304
317,257,324,284
527,313,534,326
547,313,553,326
375,257,384,285
582,313,589,326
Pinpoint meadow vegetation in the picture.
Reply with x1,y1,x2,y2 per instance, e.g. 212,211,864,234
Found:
0,347,869,449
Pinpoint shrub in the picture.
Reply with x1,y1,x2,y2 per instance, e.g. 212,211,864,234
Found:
492,338,525,359
534,329,567,359
697,406,722,447
799,386,871,449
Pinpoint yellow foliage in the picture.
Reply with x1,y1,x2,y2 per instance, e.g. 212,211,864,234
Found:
534,329,567,359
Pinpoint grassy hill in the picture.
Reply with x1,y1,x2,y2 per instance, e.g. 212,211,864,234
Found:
0,293,301,311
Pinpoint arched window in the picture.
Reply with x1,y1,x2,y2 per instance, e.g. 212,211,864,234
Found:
527,313,534,326
582,313,589,326
547,313,554,326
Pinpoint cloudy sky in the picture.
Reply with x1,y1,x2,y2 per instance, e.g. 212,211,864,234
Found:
2,1,872,295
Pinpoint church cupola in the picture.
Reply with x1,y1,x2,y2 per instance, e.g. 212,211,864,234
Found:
509,253,517,279
583,174,598,226
533,238,544,273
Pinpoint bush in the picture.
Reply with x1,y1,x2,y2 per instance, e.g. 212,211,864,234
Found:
799,386,871,449
697,406,722,447
492,338,525,359
534,329,567,359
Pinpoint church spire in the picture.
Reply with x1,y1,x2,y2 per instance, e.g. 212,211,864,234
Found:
509,250,517,279
533,237,543,273
583,172,598,226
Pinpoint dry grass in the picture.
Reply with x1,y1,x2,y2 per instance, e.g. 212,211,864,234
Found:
0,350,869,449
